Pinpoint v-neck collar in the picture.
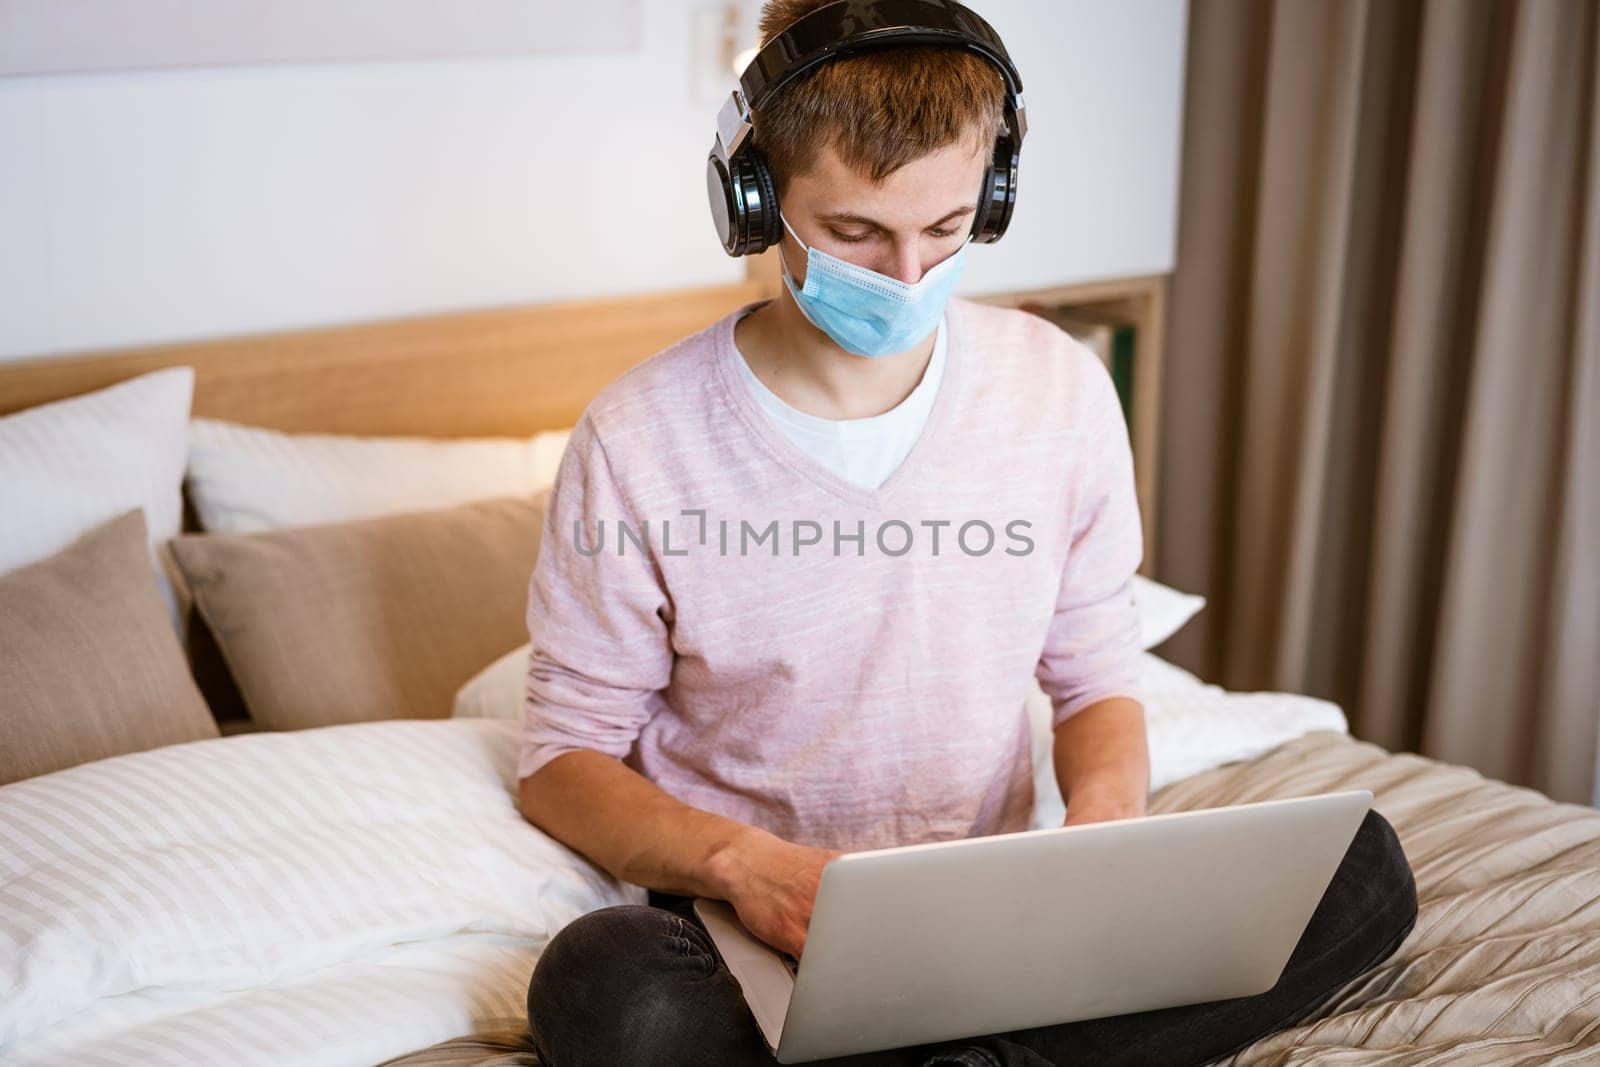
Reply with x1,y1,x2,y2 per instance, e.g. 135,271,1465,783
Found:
712,296,967,510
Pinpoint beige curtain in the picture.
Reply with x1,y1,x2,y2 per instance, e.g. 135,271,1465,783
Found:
1158,0,1600,805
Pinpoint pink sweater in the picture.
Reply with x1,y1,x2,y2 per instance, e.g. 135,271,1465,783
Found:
519,296,1145,852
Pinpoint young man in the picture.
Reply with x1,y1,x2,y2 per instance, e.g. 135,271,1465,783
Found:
517,2,1417,1064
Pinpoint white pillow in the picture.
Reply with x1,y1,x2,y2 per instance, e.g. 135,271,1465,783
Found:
453,643,529,720
1131,574,1206,649
0,367,193,629
0,718,642,1054
186,417,573,533
451,643,524,716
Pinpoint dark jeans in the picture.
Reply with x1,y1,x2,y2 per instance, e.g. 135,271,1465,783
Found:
527,809,1417,1067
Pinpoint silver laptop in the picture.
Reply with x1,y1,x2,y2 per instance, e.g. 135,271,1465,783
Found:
693,789,1372,1064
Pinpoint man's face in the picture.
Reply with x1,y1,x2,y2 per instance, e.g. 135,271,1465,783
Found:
777,135,990,288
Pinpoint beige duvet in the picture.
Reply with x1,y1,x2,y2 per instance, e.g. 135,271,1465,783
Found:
379,731,1600,1065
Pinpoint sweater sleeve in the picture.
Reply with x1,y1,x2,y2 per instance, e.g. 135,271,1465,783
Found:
1034,361,1146,730
518,413,674,783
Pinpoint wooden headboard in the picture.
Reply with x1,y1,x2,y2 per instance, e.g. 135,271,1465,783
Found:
0,280,772,439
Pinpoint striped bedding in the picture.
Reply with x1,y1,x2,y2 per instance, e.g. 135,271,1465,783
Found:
0,719,642,1066
5,692,1598,1063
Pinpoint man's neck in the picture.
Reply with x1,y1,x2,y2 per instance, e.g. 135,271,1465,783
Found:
733,292,938,421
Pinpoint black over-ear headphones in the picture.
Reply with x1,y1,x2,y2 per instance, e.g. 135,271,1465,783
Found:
706,0,1027,257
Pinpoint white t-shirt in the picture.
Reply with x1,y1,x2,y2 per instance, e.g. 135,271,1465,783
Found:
730,315,947,490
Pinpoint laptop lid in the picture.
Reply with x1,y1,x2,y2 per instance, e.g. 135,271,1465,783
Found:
730,789,1374,1063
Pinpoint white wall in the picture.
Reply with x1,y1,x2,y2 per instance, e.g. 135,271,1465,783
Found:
0,0,1188,363
959,0,1189,298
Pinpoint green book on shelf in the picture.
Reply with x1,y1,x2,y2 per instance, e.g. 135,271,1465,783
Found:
1109,321,1136,440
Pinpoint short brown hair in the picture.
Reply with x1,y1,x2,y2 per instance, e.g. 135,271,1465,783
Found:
753,0,1007,194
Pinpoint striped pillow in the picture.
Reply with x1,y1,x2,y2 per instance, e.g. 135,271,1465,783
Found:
0,718,643,1054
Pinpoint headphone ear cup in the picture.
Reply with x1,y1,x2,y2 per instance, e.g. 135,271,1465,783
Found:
972,135,1019,244
707,148,742,255
752,149,783,253
713,146,781,256
971,160,999,241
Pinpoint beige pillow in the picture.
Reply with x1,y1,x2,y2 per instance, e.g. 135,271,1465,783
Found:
0,509,218,786
169,492,549,731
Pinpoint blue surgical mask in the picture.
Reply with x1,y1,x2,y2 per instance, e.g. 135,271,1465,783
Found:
777,210,970,358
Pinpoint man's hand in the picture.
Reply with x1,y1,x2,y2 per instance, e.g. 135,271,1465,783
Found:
708,826,843,959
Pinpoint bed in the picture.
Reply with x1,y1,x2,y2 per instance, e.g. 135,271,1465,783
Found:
1,277,1597,1065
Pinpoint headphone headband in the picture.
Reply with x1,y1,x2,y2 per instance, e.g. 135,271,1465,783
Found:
708,0,1026,257
742,0,1024,112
